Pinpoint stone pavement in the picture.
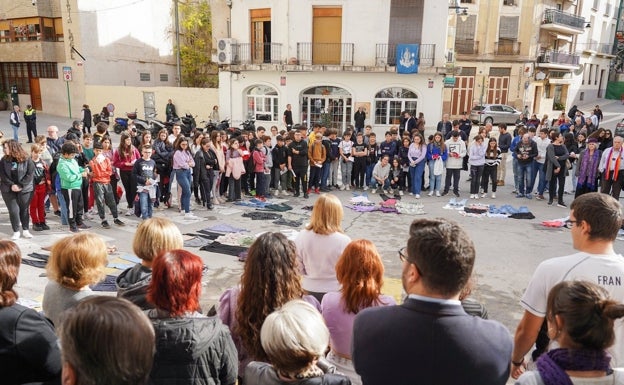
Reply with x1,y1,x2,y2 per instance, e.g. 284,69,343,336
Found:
0,101,623,339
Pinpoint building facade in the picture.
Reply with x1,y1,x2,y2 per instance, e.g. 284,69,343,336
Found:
448,0,617,119
212,0,449,132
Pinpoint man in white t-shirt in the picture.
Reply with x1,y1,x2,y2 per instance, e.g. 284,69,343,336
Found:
511,192,624,379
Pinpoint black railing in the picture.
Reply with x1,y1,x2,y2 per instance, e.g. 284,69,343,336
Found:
543,9,585,30
538,50,580,65
375,43,436,67
494,40,521,55
455,40,479,54
232,43,282,64
296,43,354,65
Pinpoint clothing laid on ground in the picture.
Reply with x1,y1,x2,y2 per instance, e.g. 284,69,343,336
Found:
294,229,351,293
521,252,624,366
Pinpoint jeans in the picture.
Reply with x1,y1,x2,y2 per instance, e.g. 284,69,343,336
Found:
481,164,498,193
174,168,192,213
517,162,533,195
211,170,220,200
93,182,119,220
329,160,340,186
370,179,390,191
2,191,33,232
534,162,546,195
340,159,352,186
410,161,426,194
512,157,520,191
428,161,443,193
365,163,375,187
320,162,330,189
11,124,19,141
309,166,322,189
138,191,153,219
469,165,484,194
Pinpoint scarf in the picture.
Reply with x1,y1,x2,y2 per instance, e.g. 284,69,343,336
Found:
536,348,612,385
604,148,621,181
576,149,600,191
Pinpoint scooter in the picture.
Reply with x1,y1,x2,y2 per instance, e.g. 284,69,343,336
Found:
133,111,166,135
241,118,255,132
201,118,230,133
180,113,197,133
113,111,137,134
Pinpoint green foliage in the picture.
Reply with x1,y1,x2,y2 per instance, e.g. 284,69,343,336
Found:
178,0,218,88
553,102,565,111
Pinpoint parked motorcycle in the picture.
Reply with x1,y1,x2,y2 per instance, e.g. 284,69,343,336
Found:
133,111,166,135
241,118,255,132
113,111,137,134
180,113,197,133
202,118,230,133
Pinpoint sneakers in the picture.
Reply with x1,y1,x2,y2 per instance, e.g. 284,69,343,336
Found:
526,194,533,200
303,193,309,199
547,200,554,206
11,232,20,240
371,189,377,194
22,230,33,239
497,180,505,186
41,223,50,230
415,194,421,199
399,190,404,196
346,185,351,191
557,202,567,208
101,220,111,229
363,186,369,191
54,210,61,216
314,188,320,194
114,218,125,226
435,191,441,197
516,193,525,198
491,193,496,199
69,226,79,233
427,191,434,197
125,209,134,216
32,223,43,232
409,192,413,196
453,191,460,197
339,185,346,191
273,190,280,197
77,223,91,230
536,194,545,200
281,190,290,196
184,212,198,219
481,193,487,198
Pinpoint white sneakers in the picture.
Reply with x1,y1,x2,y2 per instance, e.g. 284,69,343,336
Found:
125,209,134,216
415,194,421,199
346,185,351,191
435,191,441,197
491,193,496,199
427,191,434,197
22,230,33,239
481,193,487,198
340,185,346,191
399,190,404,196
184,212,198,219
363,186,369,191
11,232,20,240
470,194,479,200
371,189,377,194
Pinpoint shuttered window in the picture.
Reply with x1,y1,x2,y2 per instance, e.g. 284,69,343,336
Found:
456,15,476,40
499,16,519,40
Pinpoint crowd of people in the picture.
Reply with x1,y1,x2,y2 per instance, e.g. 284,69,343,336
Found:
0,191,623,385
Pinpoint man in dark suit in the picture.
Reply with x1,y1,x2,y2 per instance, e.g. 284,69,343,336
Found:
352,218,512,385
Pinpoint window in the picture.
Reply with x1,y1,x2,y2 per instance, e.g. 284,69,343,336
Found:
0,17,63,43
374,87,418,125
388,0,423,45
301,86,352,131
499,16,519,40
159,74,168,82
246,85,279,121
139,73,150,81
0,62,58,94
456,15,476,40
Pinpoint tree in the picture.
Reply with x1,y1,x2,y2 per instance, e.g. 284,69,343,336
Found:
177,0,218,88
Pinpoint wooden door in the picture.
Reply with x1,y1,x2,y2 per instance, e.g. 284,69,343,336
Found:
312,8,342,64
250,9,270,64
487,77,509,105
29,78,41,110
451,76,474,116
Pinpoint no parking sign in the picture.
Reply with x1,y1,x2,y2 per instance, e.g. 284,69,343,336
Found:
63,66,72,81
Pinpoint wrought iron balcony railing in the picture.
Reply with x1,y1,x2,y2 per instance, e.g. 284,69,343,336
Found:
296,43,354,65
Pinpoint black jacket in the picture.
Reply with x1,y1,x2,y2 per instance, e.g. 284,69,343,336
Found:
288,140,308,169
271,145,288,168
116,263,154,310
0,304,62,385
194,148,218,183
0,158,35,194
147,309,238,385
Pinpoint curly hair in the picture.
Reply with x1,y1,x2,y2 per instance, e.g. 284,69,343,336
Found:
0,240,21,308
336,239,386,314
235,232,306,362
3,140,28,162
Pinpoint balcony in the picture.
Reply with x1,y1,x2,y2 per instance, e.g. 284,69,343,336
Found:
578,41,615,57
536,50,580,70
232,43,283,65
296,43,354,66
494,40,521,55
374,44,436,67
0,40,65,62
541,9,586,35
455,40,479,55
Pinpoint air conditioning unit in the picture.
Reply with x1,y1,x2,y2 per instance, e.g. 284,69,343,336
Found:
217,38,236,65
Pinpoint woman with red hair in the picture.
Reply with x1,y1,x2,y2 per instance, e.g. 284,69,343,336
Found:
146,249,238,385
321,239,396,385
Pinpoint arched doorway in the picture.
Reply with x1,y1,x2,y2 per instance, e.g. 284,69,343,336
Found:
246,85,279,121
374,87,418,126
301,86,352,131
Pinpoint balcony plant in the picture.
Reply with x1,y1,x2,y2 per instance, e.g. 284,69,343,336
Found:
553,102,565,111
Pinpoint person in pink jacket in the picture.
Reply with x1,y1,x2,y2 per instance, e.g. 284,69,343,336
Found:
226,138,245,202
252,139,267,199
112,133,140,215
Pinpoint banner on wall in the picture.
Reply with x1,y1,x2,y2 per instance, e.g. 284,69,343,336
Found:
396,44,419,74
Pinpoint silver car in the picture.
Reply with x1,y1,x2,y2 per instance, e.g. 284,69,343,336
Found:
469,104,521,125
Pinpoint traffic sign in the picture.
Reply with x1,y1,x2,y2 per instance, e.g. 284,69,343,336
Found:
63,66,72,81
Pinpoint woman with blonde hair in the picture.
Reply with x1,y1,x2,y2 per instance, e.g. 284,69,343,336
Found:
295,193,351,301
321,240,395,385
42,233,108,326
219,232,320,381
116,217,183,309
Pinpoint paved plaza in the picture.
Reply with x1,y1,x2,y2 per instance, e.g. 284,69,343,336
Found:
1,100,623,336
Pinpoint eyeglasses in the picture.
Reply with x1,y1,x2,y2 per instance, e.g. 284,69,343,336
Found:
398,247,408,262
564,219,578,229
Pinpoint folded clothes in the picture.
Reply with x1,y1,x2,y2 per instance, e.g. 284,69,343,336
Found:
509,212,535,220
21,259,47,268
184,236,212,248
90,275,118,292
202,223,248,233
200,241,249,256
273,218,303,227
27,252,50,261
242,212,282,220
396,202,426,215
345,204,378,212
261,203,293,212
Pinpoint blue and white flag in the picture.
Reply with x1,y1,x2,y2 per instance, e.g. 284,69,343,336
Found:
396,44,419,74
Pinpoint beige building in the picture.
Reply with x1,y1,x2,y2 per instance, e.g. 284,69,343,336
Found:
447,0,617,119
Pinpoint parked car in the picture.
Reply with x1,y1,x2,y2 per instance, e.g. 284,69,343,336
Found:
469,104,522,125
615,118,624,137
